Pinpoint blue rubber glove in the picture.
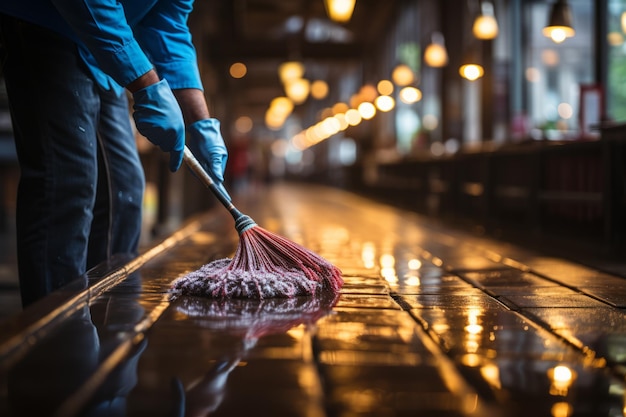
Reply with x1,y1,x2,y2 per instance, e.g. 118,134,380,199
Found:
187,119,230,200
132,79,185,172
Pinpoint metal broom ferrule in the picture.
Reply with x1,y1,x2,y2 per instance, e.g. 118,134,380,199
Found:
234,213,257,234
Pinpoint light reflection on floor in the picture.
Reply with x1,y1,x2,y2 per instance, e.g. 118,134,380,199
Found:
0,184,625,417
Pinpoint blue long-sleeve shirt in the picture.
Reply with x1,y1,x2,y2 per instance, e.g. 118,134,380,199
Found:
0,0,202,93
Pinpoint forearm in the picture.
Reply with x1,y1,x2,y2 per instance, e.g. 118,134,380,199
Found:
126,70,160,93
178,90,228,194
172,88,211,125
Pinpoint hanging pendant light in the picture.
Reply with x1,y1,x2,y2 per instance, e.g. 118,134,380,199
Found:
472,1,499,40
399,86,422,104
310,80,329,100
459,49,484,81
285,78,310,104
391,64,415,86
459,63,484,81
278,61,305,84
543,0,575,43
424,32,448,67
324,0,356,23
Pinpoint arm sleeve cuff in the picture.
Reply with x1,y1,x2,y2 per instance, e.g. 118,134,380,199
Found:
155,59,202,90
103,38,154,87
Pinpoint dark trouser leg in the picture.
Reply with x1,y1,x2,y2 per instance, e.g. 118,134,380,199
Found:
1,15,100,307
87,88,144,269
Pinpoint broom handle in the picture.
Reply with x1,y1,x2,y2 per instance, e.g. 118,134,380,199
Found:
183,146,246,222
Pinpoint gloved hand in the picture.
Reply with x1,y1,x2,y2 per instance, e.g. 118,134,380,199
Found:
132,79,185,172
187,119,230,200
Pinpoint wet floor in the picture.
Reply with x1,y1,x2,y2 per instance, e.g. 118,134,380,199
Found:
0,183,625,416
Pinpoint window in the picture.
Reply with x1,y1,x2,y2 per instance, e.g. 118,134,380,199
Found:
607,0,626,121
522,0,594,139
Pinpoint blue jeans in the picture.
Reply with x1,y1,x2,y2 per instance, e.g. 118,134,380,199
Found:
1,15,145,307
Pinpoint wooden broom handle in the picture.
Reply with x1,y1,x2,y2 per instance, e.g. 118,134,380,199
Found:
183,146,256,232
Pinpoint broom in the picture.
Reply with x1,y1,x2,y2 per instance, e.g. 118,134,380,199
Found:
169,147,343,299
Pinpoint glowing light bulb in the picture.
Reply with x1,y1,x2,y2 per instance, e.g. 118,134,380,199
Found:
459,64,484,81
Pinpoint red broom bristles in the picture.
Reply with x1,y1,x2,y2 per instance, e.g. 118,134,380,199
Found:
170,224,343,299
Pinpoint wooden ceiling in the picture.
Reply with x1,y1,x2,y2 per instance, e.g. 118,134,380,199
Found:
189,0,400,130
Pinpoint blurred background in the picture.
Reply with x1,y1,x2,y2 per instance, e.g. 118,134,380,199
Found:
1,0,625,259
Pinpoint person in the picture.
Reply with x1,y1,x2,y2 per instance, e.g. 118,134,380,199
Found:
0,0,228,307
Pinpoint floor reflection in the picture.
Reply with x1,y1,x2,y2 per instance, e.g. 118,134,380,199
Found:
1,273,146,417
127,293,338,417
